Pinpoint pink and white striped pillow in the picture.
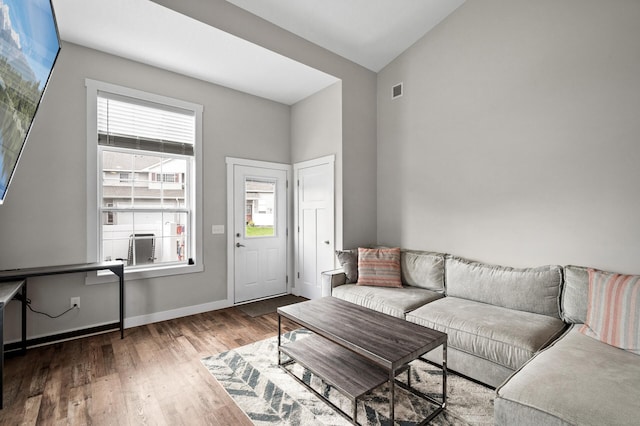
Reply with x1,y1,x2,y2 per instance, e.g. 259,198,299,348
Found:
356,247,402,288
579,269,640,355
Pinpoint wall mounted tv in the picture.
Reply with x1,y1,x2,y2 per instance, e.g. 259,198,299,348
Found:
0,0,60,205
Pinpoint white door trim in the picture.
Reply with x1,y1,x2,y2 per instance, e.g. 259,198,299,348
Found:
226,157,292,305
293,154,335,297
294,155,336,170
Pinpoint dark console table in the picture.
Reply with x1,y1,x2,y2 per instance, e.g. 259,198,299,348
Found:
0,261,125,339
0,261,125,409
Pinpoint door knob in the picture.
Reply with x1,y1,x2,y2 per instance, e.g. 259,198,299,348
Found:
236,242,245,248
324,240,330,245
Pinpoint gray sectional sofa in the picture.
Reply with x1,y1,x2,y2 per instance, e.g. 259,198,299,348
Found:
322,249,640,425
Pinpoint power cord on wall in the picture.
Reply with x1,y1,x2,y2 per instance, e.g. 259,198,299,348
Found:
14,294,79,319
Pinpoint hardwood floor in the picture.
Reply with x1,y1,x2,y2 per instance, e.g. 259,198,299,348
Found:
1,307,299,425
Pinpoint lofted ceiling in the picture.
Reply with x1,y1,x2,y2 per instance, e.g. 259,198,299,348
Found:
226,0,466,72
52,0,464,105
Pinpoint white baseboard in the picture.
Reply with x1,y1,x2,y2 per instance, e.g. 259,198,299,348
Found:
4,299,234,347
4,320,122,346
125,298,233,328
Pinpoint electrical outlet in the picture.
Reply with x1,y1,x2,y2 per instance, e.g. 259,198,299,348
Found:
70,297,80,309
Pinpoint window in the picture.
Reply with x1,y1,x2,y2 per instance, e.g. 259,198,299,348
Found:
105,203,115,225
152,173,178,183
86,80,203,279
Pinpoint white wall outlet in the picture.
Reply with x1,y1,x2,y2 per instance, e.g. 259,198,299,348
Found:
70,297,80,309
212,225,225,234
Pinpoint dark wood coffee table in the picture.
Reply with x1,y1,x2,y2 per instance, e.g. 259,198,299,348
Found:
277,296,447,425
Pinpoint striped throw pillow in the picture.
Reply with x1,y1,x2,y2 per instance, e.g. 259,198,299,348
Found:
579,269,640,355
357,247,402,287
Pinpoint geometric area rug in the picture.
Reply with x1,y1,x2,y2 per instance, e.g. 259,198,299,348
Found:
202,329,494,425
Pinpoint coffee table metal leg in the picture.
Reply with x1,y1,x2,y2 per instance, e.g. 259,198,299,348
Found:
389,369,395,424
353,398,357,425
442,340,447,408
277,315,282,366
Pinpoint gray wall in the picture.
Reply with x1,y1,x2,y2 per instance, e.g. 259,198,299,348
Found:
292,82,342,164
0,0,379,340
377,0,640,272
0,42,291,340
151,0,378,249
291,81,344,249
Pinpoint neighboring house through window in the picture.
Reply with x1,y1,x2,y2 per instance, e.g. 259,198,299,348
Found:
86,80,203,280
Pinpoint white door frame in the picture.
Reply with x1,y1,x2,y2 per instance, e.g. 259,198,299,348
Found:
293,154,335,298
226,157,292,305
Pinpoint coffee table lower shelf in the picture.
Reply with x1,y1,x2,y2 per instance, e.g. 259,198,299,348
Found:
278,334,443,425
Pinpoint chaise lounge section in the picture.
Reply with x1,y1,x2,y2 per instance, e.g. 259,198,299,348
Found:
494,265,640,425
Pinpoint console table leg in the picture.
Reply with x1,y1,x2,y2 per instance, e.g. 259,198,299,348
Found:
21,282,27,354
1,302,4,409
119,273,124,339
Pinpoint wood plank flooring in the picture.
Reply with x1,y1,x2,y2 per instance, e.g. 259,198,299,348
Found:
1,307,298,425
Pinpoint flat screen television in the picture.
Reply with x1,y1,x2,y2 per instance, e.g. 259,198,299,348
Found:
0,0,60,205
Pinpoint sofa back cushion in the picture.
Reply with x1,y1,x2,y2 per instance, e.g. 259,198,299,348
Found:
401,250,446,292
335,249,358,283
446,256,562,318
560,265,589,324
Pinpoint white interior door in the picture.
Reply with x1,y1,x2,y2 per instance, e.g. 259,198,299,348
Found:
232,163,288,303
295,156,335,300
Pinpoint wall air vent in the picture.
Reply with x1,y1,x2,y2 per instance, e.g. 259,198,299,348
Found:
392,82,403,99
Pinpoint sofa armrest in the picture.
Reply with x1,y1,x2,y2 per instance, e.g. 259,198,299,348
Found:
321,269,347,292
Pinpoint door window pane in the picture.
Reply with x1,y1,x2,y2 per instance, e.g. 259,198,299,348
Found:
245,178,275,237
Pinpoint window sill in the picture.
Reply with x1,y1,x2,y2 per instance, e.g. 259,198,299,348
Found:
85,262,203,285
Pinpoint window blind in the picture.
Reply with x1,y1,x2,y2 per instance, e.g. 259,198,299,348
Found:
97,91,195,156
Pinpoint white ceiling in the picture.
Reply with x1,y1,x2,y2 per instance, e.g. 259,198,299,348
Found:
52,0,339,105
226,0,466,72
52,0,464,105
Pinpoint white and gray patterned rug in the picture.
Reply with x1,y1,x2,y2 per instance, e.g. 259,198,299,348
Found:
202,330,494,425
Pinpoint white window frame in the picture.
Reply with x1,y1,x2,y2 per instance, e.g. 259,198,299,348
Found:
85,79,203,283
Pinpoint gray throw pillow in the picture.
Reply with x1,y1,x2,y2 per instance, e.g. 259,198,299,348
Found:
335,249,358,283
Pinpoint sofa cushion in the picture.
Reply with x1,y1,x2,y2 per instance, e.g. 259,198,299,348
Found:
560,265,589,324
446,256,562,318
357,247,402,287
407,297,566,371
400,250,445,292
579,269,640,355
335,249,358,283
331,284,443,319
496,325,640,426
